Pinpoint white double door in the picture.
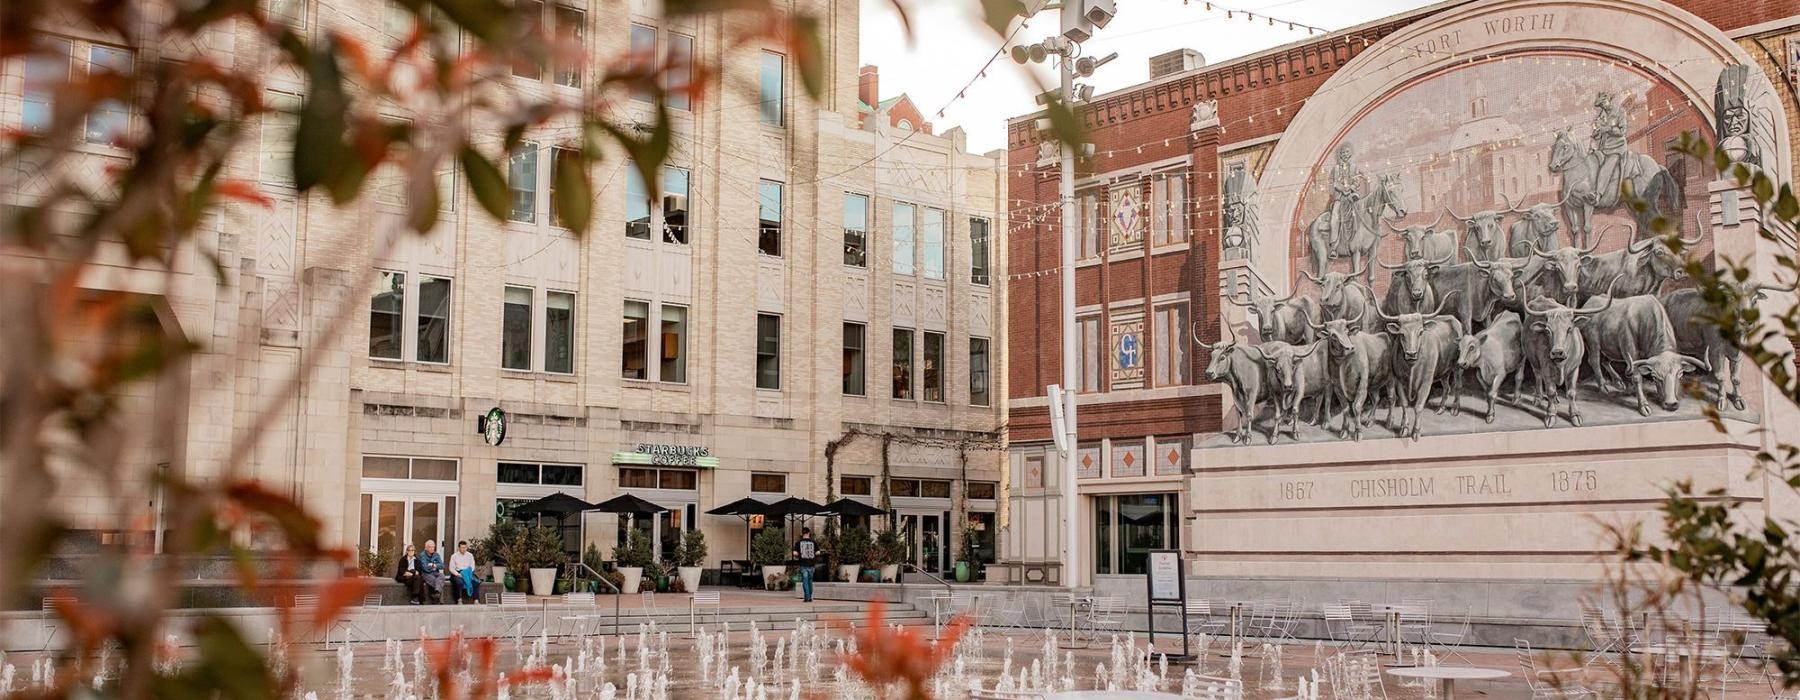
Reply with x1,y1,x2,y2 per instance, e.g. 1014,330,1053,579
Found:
370,494,455,556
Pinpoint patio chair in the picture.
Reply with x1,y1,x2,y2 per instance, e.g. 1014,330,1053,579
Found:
969,686,1045,699
482,592,533,641
1397,599,1433,646
1580,604,1629,660
39,595,74,652
1186,599,1227,640
1323,603,1380,650
1186,673,1245,700
1050,592,1081,635
1086,596,1128,639
946,591,979,626
1330,649,1388,700
641,591,657,611
689,590,722,634
1516,638,1597,699
291,594,355,647
1248,599,1300,644
558,592,597,637
987,595,1029,630
1426,607,1473,664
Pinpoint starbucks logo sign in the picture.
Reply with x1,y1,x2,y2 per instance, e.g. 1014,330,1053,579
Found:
479,407,507,446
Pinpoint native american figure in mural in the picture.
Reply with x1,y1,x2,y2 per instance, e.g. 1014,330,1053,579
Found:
1306,167,1405,288
1550,92,1682,247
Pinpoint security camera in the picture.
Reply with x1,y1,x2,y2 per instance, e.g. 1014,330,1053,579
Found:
1074,51,1117,78
1073,84,1094,102
1034,118,1053,132
1083,0,1116,29
1035,89,1062,106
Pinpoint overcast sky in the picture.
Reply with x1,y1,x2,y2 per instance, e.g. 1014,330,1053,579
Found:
858,0,1442,154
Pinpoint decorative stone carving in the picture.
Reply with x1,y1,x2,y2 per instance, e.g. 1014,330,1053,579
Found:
1221,163,1260,261
1036,141,1057,168
1191,99,1219,131
1714,64,1767,169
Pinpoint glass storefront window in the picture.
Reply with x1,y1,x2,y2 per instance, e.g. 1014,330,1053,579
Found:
1094,497,1113,575
1092,492,1179,576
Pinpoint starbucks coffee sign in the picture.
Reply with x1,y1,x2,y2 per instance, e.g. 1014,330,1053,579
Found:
612,443,719,468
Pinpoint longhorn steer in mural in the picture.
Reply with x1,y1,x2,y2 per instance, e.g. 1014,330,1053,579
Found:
1227,285,1321,345
1579,219,1703,299
1256,340,1334,442
1202,323,1271,444
1524,228,1608,304
1309,309,1395,442
1457,311,1529,424
1521,288,1613,428
1507,199,1567,258
1661,278,1797,411
1306,173,1406,286
1388,213,1459,262
1303,265,1379,331
1579,292,1710,416
1549,125,1682,247
1379,292,1465,440
1380,252,1454,315
1445,205,1507,262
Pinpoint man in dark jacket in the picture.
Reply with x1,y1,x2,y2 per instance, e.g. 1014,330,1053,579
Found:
394,544,424,604
791,528,818,603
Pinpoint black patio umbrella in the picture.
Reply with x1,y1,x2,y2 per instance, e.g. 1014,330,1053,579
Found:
706,497,772,559
511,492,598,517
764,497,830,520
822,498,886,517
592,493,670,515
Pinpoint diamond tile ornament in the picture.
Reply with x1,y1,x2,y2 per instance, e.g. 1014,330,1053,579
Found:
1081,454,1094,468
1167,449,1180,464
1122,451,1135,467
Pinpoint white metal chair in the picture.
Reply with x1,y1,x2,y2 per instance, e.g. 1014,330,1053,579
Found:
987,595,1029,630
1086,596,1128,639
640,591,657,610
689,590,722,634
485,592,534,641
1397,599,1433,646
1329,649,1388,700
969,686,1044,699
1427,607,1473,664
1516,638,1597,699
558,591,597,637
946,591,979,626
1186,599,1227,646
1186,673,1245,700
1324,603,1381,650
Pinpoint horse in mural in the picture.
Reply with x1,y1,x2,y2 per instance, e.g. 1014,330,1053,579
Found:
1549,128,1682,248
1306,173,1406,288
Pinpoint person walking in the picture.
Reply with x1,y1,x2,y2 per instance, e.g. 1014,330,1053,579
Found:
395,544,425,604
449,540,479,604
791,528,818,603
418,539,446,604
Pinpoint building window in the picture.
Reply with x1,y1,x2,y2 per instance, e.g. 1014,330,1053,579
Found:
892,328,914,400
84,45,133,146
268,0,308,27
890,479,918,497
843,322,866,396
922,479,952,498
548,147,580,228
508,143,538,223
922,207,946,280
362,455,458,481
619,468,657,489
759,51,784,126
369,271,406,360
751,473,787,493
756,313,782,390
416,276,451,364
665,33,693,110
663,166,690,244
259,91,299,186
513,1,583,85
625,164,650,239
628,24,656,102
921,331,944,403
622,300,649,379
1154,303,1189,387
1152,173,1188,246
841,476,872,496
844,193,869,267
1079,192,1100,259
502,286,533,370
892,203,915,275
968,481,997,500
758,180,782,257
21,38,72,135
545,291,574,374
969,218,990,285
620,467,699,491
498,462,584,486
1078,315,1100,392
660,304,687,383
969,337,991,406
1092,493,1179,575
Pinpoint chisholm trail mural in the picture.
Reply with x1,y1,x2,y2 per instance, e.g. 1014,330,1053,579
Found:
1203,55,1789,446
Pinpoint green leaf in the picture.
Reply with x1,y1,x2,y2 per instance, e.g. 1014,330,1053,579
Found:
459,145,510,221
293,37,349,192
406,169,442,234
789,14,826,100
979,0,1024,36
188,616,275,698
1775,185,1798,221
599,103,674,206
551,148,593,235
1753,171,1775,204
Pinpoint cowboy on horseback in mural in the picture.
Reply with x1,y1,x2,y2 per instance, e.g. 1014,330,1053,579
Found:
1326,143,1364,253
1590,91,1630,204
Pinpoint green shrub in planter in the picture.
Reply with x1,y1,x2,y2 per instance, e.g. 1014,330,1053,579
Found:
750,527,789,568
612,528,655,570
836,527,871,567
676,530,708,568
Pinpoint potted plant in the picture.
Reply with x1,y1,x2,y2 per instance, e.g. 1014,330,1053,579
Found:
955,525,982,583
676,529,707,593
582,543,605,592
751,526,790,589
872,529,904,583
835,527,871,583
613,527,654,594
524,525,567,596
474,519,524,591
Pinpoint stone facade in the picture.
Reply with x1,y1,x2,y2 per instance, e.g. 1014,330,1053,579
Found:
2,0,1006,570
1002,0,1800,604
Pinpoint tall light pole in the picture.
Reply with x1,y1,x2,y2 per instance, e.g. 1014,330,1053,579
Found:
1012,0,1114,590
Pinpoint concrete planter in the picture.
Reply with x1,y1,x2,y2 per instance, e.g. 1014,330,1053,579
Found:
619,567,643,594
490,566,507,588
678,566,702,593
762,565,786,589
528,568,556,596
838,564,861,582
879,564,899,582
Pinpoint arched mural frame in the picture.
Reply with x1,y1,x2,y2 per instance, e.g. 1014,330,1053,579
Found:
1251,0,1792,286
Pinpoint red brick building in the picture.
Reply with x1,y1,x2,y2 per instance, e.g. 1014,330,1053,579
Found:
996,0,1800,591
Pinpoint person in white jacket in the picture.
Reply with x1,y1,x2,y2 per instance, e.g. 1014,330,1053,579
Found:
448,540,480,604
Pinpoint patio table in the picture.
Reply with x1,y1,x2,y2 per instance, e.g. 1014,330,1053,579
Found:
1385,666,1509,700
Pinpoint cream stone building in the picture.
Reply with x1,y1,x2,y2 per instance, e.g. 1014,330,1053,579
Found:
1,0,1006,572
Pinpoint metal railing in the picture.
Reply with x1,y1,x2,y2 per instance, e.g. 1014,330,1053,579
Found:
567,561,622,636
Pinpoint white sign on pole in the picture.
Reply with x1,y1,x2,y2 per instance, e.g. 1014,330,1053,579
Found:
1148,550,1183,603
